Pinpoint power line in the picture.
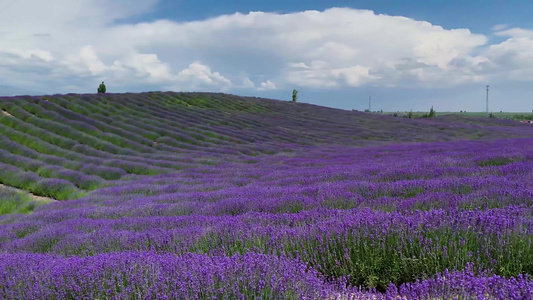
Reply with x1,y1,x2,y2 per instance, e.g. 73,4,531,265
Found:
486,85,490,117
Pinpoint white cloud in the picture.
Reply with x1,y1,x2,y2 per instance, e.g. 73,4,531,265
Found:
333,66,374,87
64,46,107,76
1,2,533,94
104,7,490,88
175,62,232,90
286,61,374,88
241,77,256,89
123,53,176,83
258,80,277,91
462,27,533,81
492,24,509,31
481,38,533,81
30,50,54,62
494,27,533,38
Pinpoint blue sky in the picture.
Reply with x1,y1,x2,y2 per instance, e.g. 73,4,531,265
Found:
1,0,532,112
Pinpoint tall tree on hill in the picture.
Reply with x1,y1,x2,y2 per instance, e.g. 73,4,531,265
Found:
292,89,298,102
97,81,106,94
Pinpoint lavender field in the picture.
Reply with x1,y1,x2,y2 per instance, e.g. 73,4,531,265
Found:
1,92,533,299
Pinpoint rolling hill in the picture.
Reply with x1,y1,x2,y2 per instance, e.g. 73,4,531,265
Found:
1,92,533,298
0,91,531,201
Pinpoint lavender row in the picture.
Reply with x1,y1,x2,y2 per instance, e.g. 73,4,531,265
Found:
0,96,284,173
1,252,531,299
69,173,532,214
6,92,533,150
0,251,346,299
384,264,533,300
0,118,174,176
2,207,532,289
48,94,285,152
0,163,83,200
1,92,531,200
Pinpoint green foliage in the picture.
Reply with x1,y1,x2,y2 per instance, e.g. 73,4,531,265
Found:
477,156,518,167
407,110,414,119
428,106,436,118
292,89,298,102
97,81,106,94
513,114,533,121
0,187,40,215
29,180,82,200
191,224,533,292
415,107,437,118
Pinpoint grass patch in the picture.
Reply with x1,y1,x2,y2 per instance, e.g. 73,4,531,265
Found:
0,186,50,215
477,156,519,167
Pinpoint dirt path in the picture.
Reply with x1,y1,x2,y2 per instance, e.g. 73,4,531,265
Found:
0,183,57,203
1,109,13,117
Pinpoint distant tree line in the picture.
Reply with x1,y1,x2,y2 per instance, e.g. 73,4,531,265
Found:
390,107,437,119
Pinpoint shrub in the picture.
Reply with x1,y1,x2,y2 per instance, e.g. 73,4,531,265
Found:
97,81,106,94
429,106,436,118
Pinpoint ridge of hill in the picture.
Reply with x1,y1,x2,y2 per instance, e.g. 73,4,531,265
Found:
0,91,532,202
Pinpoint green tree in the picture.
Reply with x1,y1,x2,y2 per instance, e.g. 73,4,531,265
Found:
97,81,106,94
428,106,436,118
292,89,298,102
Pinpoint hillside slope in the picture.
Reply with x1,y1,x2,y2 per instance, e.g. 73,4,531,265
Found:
1,92,533,297
0,91,532,201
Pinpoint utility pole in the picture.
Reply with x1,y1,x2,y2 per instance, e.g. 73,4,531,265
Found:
369,96,371,112
486,85,489,117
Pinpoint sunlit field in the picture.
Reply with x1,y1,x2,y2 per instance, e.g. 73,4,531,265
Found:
1,92,532,299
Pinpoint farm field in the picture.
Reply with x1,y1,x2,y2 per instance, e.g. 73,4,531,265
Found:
441,112,533,119
385,111,533,121
1,92,533,299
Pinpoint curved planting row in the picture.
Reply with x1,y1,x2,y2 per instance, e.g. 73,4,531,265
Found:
1,137,533,294
1,92,533,298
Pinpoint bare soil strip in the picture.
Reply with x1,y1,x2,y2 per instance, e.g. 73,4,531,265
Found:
0,183,57,203
1,109,13,117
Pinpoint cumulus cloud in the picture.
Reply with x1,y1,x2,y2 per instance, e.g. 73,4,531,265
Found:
240,78,256,89
1,1,533,94
175,62,232,90
258,80,277,91
107,8,490,88
461,27,533,81
64,46,107,76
